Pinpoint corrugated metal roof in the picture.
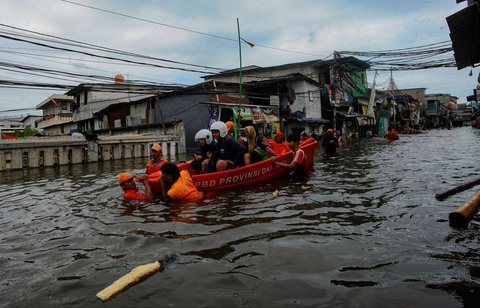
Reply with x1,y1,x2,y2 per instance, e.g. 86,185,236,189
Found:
446,2,480,69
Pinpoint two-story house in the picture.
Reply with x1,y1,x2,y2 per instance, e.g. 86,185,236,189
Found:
36,94,75,135
65,79,180,133
203,56,369,136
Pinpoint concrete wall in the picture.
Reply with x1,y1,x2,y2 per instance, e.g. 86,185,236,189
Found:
0,132,181,171
0,140,87,170
154,94,210,151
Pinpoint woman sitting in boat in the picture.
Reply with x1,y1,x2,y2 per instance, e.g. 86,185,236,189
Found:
244,126,278,165
191,129,215,174
210,121,247,171
272,133,311,178
146,144,169,175
158,162,204,203
118,172,154,201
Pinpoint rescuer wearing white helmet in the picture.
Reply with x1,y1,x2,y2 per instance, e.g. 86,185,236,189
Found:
191,129,215,174
209,121,247,171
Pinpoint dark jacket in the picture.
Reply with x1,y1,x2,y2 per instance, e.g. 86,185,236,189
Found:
212,135,247,167
322,135,339,153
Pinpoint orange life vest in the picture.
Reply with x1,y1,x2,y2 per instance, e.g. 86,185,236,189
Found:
300,137,316,146
266,138,290,155
123,188,149,201
292,148,312,177
167,170,204,202
146,158,168,174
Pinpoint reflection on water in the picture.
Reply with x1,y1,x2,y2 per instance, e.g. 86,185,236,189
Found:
1,127,480,307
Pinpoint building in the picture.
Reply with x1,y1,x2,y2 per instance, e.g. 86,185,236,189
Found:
202,55,370,137
425,93,457,128
0,116,24,137
36,94,75,135
21,115,43,131
65,79,181,133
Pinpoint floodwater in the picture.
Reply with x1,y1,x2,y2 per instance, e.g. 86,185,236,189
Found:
1,127,479,307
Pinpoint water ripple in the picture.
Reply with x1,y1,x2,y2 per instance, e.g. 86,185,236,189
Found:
1,127,480,307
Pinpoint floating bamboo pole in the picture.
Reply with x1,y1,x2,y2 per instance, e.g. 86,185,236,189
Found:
96,260,161,301
448,189,480,228
436,177,480,201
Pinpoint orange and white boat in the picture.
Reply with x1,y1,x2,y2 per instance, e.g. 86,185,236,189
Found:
148,141,317,192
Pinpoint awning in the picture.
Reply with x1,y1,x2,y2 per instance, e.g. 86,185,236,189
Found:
446,2,480,69
356,116,375,126
204,101,280,123
250,106,280,123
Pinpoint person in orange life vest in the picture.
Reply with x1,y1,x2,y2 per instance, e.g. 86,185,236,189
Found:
210,121,247,171
272,133,310,178
267,131,290,155
118,172,154,201
158,162,204,203
146,143,168,174
226,121,235,136
299,131,316,146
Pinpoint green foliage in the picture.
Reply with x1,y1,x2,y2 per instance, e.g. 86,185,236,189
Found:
14,128,39,138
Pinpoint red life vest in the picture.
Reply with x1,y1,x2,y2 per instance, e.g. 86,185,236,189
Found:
387,129,397,141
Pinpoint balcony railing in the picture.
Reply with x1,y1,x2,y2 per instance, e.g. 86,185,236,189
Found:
37,114,73,129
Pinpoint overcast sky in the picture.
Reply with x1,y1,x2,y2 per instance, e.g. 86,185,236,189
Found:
0,0,477,116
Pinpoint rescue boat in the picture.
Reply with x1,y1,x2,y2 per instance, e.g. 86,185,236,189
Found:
148,141,317,192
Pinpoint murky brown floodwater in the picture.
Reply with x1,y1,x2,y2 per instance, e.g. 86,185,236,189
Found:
1,126,479,307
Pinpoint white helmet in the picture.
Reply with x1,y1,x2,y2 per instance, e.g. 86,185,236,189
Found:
194,129,213,144
210,121,227,138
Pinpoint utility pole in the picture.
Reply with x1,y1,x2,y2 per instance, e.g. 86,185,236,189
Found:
235,18,242,140
331,51,337,130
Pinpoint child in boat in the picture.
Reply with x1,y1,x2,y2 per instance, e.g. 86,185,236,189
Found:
191,129,215,174
159,162,204,203
244,126,278,165
210,121,247,171
146,144,169,175
272,133,310,178
118,172,154,201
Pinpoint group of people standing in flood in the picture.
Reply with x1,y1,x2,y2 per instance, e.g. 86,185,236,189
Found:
118,143,203,203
